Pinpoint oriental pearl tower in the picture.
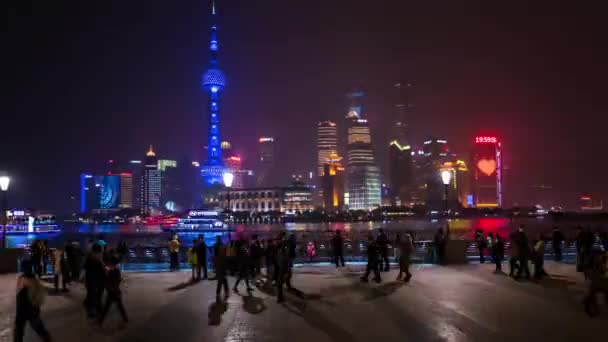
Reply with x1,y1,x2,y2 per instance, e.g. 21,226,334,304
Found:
201,0,227,186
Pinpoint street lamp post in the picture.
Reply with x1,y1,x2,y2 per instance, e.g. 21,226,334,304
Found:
222,172,234,212
441,170,452,216
0,175,11,249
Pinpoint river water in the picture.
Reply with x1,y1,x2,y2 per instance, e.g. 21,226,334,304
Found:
7,216,608,250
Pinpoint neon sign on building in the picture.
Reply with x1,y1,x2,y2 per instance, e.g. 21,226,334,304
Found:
472,136,502,208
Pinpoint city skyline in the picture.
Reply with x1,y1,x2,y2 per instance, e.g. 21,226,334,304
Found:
3,0,606,212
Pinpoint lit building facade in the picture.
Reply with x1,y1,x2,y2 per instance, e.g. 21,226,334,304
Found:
346,118,381,210
439,160,471,208
388,140,413,206
140,146,162,214
317,121,338,177
118,173,134,208
200,1,227,186
80,173,133,212
218,182,313,213
256,137,275,187
224,155,244,189
472,136,503,208
322,153,345,210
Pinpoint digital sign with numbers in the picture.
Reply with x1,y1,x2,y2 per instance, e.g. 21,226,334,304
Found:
475,136,498,144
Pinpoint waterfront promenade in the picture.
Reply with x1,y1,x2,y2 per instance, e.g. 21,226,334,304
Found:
0,262,605,342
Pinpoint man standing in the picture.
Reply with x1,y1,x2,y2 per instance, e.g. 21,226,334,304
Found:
233,238,253,293
168,235,180,271
397,233,414,282
196,236,208,280
475,230,486,263
515,226,531,279
332,230,345,268
552,226,565,262
361,235,382,283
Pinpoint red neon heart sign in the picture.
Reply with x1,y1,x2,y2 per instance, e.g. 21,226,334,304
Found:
477,159,496,176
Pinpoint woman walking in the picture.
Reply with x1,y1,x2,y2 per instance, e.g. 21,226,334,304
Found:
396,233,414,282
188,240,199,281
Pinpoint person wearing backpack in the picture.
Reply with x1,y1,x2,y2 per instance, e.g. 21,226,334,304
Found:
14,260,52,342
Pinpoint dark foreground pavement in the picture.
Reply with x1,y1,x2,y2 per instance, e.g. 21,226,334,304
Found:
1,261,606,342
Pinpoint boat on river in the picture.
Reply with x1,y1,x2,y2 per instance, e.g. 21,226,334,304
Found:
160,210,228,233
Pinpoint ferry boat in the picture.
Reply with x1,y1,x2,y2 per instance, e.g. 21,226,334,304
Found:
2,210,61,235
161,210,227,233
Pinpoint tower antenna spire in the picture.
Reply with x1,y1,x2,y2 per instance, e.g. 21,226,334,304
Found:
211,0,216,15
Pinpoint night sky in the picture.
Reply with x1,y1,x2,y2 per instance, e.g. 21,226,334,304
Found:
3,0,607,213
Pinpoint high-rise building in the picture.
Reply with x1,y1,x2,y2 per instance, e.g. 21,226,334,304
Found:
140,145,162,214
158,160,177,172
391,82,413,145
322,153,345,210
200,1,227,186
346,91,365,119
317,121,338,177
346,117,381,210
256,137,275,187
439,160,471,208
422,138,452,210
118,173,133,209
388,140,413,205
472,135,503,208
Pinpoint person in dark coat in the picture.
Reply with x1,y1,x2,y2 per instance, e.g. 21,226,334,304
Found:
377,229,390,272
361,236,382,283
83,244,105,319
332,230,345,268
515,226,531,279
250,235,263,278
275,240,290,303
232,238,253,293
551,227,565,261
433,228,445,264
30,240,43,278
493,234,505,273
98,256,128,326
196,236,208,280
65,241,84,283
14,260,52,342
264,239,277,282
475,229,486,263
213,236,229,299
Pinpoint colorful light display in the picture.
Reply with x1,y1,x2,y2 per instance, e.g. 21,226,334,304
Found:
472,136,502,207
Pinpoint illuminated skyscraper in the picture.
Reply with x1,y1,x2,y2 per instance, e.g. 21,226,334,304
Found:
140,145,161,214
157,160,177,172
388,140,412,205
118,173,133,209
322,153,345,210
391,82,413,145
200,0,227,186
256,137,275,187
346,118,381,210
317,121,338,177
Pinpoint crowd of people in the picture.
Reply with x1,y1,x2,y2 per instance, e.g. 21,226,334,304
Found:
13,225,608,340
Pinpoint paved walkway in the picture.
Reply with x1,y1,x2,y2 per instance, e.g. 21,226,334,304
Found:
0,262,606,342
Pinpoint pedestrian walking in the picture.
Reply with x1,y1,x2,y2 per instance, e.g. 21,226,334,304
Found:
433,228,445,264
65,241,84,283
509,232,520,277
361,236,382,283
332,230,345,268
264,239,277,281
188,240,199,281
53,247,69,293
377,229,390,271
583,249,608,317
551,226,565,261
250,235,263,278
42,240,50,277
515,226,531,279
492,234,505,273
196,236,208,280
306,241,316,263
98,256,128,327
233,238,254,293
213,237,230,299
31,240,43,278
275,239,292,303
396,233,414,282
168,235,180,271
533,233,547,279
475,229,487,263
84,244,105,319
14,260,52,342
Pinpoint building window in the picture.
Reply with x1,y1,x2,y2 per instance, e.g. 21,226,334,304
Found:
261,192,265,198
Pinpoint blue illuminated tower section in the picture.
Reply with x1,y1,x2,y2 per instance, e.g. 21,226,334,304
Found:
201,0,227,186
